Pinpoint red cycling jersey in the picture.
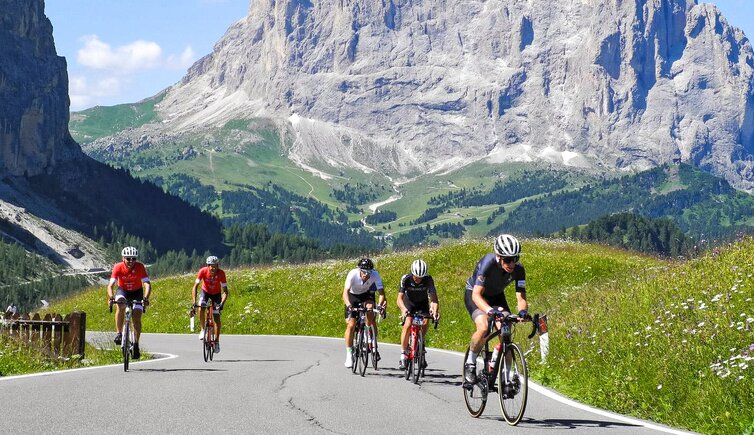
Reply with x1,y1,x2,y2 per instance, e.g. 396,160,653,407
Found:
111,262,150,292
196,267,227,295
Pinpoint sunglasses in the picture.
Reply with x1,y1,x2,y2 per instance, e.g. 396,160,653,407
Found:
124,257,137,262
501,256,518,264
359,268,372,275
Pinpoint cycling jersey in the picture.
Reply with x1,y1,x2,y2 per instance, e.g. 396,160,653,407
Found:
399,274,436,312
344,268,384,295
465,253,525,312
195,267,227,295
111,262,150,292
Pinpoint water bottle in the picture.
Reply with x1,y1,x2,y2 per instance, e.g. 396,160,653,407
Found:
488,343,502,371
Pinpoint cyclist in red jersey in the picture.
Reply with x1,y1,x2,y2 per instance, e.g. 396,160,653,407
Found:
107,246,151,359
191,255,228,353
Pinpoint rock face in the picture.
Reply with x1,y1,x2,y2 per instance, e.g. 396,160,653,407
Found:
0,0,81,176
138,1,754,189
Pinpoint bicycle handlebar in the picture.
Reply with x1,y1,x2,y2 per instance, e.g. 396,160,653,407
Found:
400,312,440,329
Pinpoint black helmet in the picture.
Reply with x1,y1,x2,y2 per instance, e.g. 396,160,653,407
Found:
357,258,374,270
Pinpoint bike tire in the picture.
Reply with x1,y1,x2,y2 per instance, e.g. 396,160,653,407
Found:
351,325,359,374
404,333,413,380
359,327,369,377
203,323,210,362
498,343,528,426
412,334,424,384
371,326,379,371
123,321,130,372
208,323,215,361
462,346,487,417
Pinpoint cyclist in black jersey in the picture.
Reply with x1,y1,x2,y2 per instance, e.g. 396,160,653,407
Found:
397,259,439,369
463,234,529,385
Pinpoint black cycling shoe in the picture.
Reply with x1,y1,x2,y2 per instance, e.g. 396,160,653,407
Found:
132,343,141,359
375,351,381,362
113,333,122,345
463,363,477,385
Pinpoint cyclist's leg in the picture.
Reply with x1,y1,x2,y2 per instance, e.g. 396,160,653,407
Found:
129,290,145,343
198,291,209,339
113,288,127,335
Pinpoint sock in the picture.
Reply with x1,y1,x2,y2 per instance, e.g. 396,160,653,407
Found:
467,351,478,365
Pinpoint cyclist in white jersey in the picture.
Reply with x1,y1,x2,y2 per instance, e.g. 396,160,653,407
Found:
342,258,387,368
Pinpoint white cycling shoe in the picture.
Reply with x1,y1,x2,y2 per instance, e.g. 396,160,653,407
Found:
199,329,205,340
344,352,353,368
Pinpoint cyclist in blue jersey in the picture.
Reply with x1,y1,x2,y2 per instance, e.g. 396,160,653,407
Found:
342,258,387,368
463,234,529,385
397,259,440,369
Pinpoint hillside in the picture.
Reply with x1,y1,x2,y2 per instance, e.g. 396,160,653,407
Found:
49,238,754,435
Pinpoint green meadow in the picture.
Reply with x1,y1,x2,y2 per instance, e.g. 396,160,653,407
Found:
4,238,752,434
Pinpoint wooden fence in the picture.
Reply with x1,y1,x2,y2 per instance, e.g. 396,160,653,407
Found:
1,311,86,358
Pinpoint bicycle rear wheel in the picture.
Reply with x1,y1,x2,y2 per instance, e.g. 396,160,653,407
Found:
462,346,487,417
498,343,528,425
122,321,131,372
358,327,369,377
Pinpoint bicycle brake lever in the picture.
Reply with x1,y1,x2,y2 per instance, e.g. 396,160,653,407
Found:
527,313,539,339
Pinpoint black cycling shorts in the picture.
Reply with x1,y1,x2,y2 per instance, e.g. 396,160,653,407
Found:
115,288,144,311
464,290,510,317
344,291,375,319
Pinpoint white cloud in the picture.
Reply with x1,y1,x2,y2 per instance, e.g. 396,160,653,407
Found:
166,46,196,69
77,35,162,72
68,74,125,110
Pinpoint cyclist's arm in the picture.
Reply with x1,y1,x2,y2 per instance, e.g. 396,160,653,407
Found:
471,284,492,314
515,291,528,314
191,280,200,306
220,284,228,306
396,290,407,314
430,292,439,318
376,288,386,309
342,285,352,307
143,280,152,302
107,278,116,301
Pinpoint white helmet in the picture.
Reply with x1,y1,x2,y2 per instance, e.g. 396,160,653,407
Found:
493,234,520,257
206,255,219,265
411,259,428,277
121,246,138,257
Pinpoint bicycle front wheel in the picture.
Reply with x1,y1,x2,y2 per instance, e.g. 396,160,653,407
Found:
203,324,211,362
462,346,487,417
412,334,424,384
371,327,379,371
208,324,215,361
498,343,528,425
404,333,413,380
122,321,131,372
359,327,369,377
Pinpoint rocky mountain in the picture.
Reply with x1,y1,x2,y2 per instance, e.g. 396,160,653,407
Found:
0,0,224,271
91,0,754,190
0,0,81,176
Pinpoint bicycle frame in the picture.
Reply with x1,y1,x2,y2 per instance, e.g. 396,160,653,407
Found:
404,312,436,383
110,299,144,372
350,306,380,376
200,300,219,362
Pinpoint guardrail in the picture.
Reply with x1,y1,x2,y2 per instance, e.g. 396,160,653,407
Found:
1,311,86,358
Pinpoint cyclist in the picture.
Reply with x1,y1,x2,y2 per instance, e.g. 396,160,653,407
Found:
107,246,151,359
397,259,439,369
191,255,228,353
342,257,386,368
463,234,529,385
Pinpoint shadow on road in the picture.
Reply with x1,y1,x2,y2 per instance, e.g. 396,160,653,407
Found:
364,367,463,386
136,368,227,372
216,359,292,363
475,416,641,429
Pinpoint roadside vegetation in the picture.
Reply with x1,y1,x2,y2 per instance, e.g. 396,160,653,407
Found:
42,237,753,435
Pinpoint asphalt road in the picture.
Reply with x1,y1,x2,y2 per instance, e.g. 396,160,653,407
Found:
0,334,694,434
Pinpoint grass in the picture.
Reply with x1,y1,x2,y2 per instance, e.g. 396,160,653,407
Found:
0,333,124,376
36,238,754,434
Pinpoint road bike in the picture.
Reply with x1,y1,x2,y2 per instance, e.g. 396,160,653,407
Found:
462,311,539,425
109,299,145,372
196,300,221,362
402,312,438,384
349,306,383,376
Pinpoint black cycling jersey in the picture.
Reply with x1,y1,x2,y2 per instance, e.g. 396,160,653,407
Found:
465,253,525,313
399,274,436,313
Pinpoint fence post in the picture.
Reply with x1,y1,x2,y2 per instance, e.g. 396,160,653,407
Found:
42,313,52,355
52,314,63,356
20,313,30,342
72,311,86,358
31,313,41,346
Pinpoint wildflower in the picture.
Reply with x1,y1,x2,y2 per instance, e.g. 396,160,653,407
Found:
657,384,662,390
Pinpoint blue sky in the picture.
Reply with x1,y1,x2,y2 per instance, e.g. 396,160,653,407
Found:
43,1,753,112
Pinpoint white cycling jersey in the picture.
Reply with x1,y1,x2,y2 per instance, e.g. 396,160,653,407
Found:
344,268,385,295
